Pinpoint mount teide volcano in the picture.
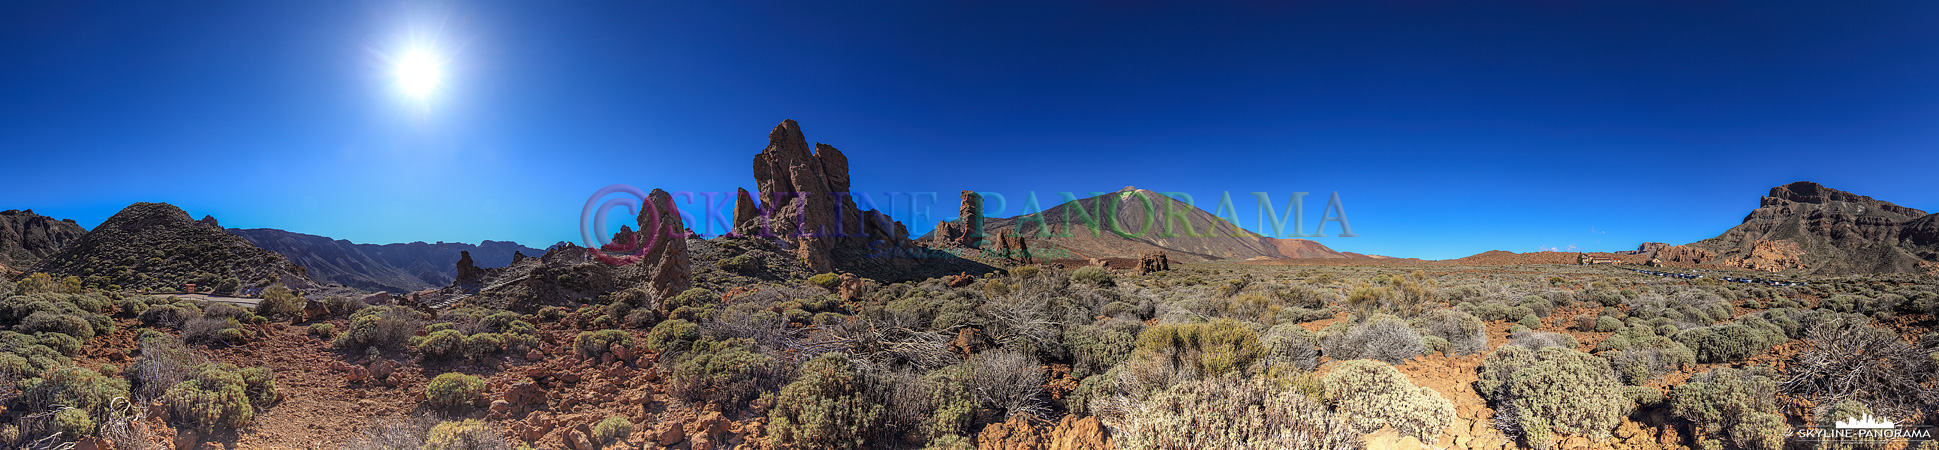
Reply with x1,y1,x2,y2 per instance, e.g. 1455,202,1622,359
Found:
972,187,1379,262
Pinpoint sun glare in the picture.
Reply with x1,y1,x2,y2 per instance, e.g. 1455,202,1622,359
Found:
392,47,445,101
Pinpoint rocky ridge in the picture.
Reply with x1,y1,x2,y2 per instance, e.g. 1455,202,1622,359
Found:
0,208,87,270
1670,181,1939,274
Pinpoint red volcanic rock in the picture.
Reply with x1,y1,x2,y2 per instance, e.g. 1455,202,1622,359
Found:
1655,245,1715,265
1724,240,1807,272
640,188,694,301
993,230,1032,263
837,272,866,301
931,191,986,249
733,120,914,272
944,271,974,288
1136,251,1169,275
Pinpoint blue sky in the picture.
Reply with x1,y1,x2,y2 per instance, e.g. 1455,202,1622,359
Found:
2,1,1936,260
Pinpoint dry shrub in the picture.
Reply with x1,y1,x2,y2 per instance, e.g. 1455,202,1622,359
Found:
1323,359,1455,443
1779,316,1939,422
1321,314,1424,364
969,350,1046,419
1415,308,1488,355
1109,375,1359,450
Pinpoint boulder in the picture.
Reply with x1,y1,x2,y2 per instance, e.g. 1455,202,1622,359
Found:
504,381,546,405
657,424,687,446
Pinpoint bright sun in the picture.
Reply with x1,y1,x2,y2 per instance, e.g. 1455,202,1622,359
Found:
391,47,445,101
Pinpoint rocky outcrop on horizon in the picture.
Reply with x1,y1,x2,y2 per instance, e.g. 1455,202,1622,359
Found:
1673,181,1939,274
0,209,87,272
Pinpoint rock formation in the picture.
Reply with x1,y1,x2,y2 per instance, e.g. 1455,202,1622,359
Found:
930,191,986,249
1653,245,1715,265
991,230,1032,264
454,251,485,290
637,188,693,300
1680,181,1939,274
1137,251,1170,275
0,209,87,270
730,120,913,273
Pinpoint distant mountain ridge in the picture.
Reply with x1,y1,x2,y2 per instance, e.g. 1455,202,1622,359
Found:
0,209,87,272
30,202,312,292
229,228,543,293
972,187,1387,262
1664,181,1939,274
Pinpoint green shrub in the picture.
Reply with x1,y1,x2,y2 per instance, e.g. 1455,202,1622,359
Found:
255,285,304,320
22,311,96,340
1259,323,1320,372
1601,336,1696,385
34,331,83,356
140,303,199,328
1414,308,1488,355
767,353,883,450
1071,266,1115,287
1323,360,1455,443
417,329,465,360
461,333,507,359
1670,367,1783,450
668,338,777,413
1476,346,1630,444
1064,324,1137,379
1320,314,1423,364
643,320,696,353
665,288,718,320
21,365,132,418
1509,331,1577,350
1112,375,1357,450
591,416,634,445
53,407,95,438
308,323,337,338
717,254,759,273
808,273,843,292
163,363,277,433
1675,321,1786,363
424,373,488,411
419,419,512,450
1134,319,1264,376
1518,313,1543,329
1595,316,1623,332
1625,386,1665,407
335,305,425,351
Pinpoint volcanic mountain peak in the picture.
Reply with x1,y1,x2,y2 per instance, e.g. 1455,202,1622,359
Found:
973,188,1393,262
31,202,313,292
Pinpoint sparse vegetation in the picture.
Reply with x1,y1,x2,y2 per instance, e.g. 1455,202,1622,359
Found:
425,372,489,411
